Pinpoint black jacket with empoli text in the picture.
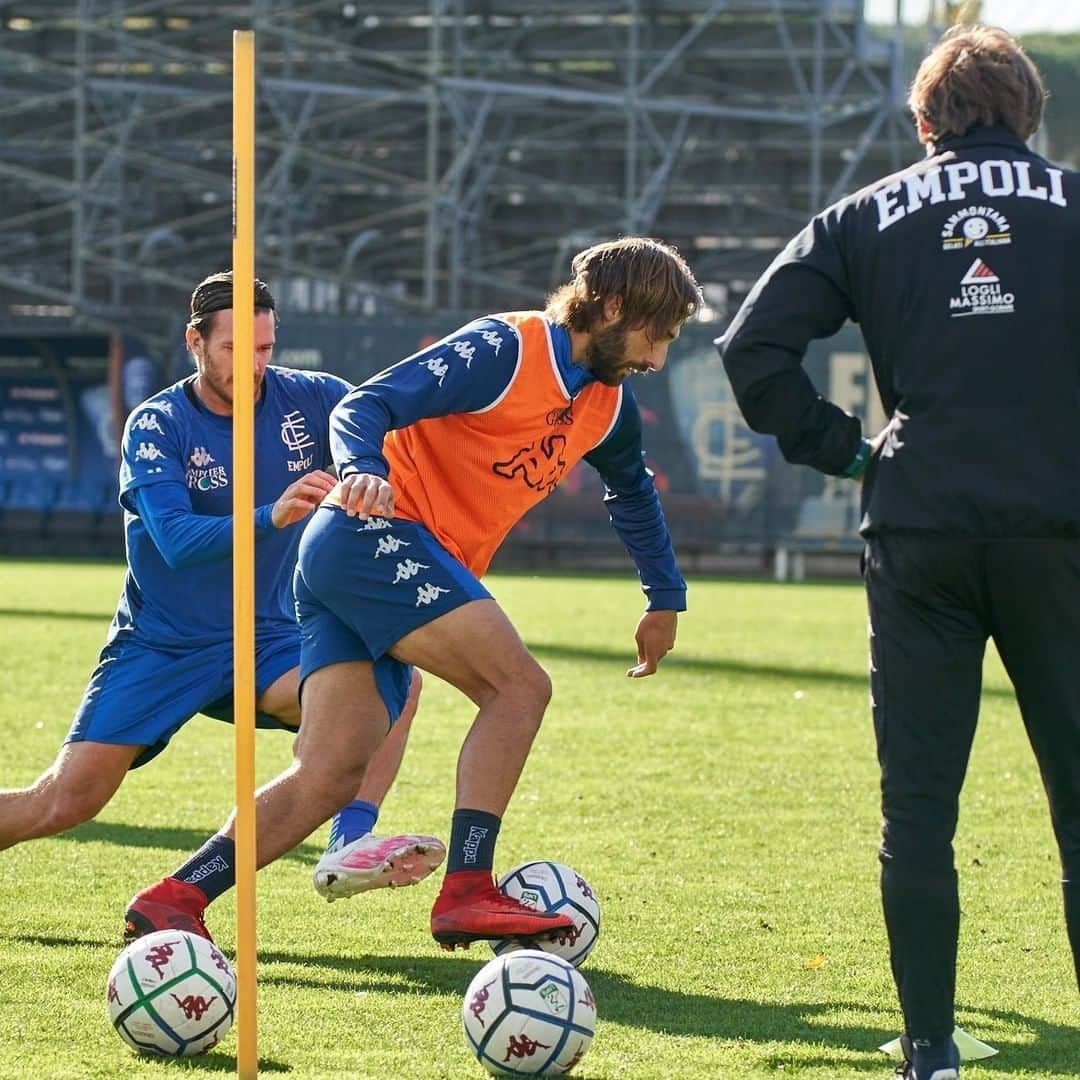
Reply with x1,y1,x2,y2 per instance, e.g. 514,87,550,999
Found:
718,126,1080,538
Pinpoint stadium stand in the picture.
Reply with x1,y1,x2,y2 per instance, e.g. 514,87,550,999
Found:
1,3,912,573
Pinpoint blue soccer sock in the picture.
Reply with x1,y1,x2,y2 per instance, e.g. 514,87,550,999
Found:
446,808,501,874
171,833,236,904
327,799,380,851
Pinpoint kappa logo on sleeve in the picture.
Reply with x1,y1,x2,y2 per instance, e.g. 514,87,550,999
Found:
134,442,165,462
477,328,504,354
187,446,229,490
419,354,450,386
131,412,165,434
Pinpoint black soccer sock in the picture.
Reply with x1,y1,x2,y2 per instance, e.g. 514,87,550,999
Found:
447,808,501,874
172,833,237,904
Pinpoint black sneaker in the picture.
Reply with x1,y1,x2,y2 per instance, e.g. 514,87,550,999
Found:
898,1034,960,1080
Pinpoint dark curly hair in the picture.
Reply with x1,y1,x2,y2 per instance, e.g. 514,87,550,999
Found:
187,270,277,338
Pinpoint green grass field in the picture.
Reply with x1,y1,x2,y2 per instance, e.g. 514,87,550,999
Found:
0,559,1074,1079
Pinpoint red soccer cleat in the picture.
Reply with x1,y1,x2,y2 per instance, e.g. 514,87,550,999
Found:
123,877,214,944
430,869,576,951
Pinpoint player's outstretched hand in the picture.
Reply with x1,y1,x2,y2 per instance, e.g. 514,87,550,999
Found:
271,469,338,528
627,609,678,678
338,471,395,520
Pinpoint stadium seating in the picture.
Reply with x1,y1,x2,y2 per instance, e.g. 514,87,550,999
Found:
0,478,123,558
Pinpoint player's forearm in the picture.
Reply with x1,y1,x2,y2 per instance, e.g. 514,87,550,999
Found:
719,255,861,475
604,488,687,612
724,358,864,475
330,393,394,477
134,487,275,569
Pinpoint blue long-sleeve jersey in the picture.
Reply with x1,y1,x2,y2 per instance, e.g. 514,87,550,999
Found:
330,317,686,610
114,367,351,647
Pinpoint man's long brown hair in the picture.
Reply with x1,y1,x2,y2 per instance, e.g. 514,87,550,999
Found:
909,25,1046,143
545,237,702,340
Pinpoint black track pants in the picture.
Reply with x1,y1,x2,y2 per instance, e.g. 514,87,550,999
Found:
864,535,1080,1037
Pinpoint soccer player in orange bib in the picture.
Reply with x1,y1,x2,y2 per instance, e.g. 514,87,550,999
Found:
126,237,702,949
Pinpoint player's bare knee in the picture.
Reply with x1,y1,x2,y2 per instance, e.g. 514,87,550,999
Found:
517,660,552,712
293,743,370,805
495,660,551,727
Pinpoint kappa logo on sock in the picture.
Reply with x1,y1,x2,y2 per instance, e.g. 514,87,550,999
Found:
462,825,488,865
183,854,229,884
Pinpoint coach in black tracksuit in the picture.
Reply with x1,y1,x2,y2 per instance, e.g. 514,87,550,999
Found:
718,26,1079,1080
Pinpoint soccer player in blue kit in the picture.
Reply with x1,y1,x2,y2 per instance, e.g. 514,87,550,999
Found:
0,272,444,936
125,238,703,950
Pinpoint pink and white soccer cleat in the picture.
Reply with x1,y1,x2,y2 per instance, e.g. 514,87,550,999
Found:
313,833,446,902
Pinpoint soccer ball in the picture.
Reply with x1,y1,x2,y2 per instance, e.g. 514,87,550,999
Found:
462,949,596,1076
106,929,236,1056
491,861,601,967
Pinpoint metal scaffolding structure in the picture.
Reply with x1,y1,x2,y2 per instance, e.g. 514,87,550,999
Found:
0,1,913,348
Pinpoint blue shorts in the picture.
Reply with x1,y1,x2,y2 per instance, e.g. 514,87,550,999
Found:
66,623,300,768
294,507,491,720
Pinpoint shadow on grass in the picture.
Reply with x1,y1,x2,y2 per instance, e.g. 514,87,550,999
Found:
8,931,119,949
526,640,1017,699
256,950,1077,1074
5,937,1072,1073
0,607,108,622
136,1055,292,1073
0,606,1016,700
53,819,322,863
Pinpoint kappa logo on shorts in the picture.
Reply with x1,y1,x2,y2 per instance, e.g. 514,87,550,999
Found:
373,535,409,557
392,558,430,584
371,533,406,557
359,517,393,532
415,583,451,606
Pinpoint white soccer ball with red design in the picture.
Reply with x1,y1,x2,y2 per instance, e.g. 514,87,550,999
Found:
106,929,236,1056
491,861,601,967
462,949,596,1076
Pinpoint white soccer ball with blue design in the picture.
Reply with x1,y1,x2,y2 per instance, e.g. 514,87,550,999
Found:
106,929,236,1056
491,861,601,967
462,949,596,1076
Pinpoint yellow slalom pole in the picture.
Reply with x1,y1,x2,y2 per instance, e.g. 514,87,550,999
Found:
232,28,258,1080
